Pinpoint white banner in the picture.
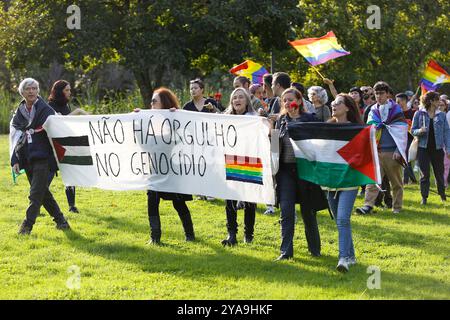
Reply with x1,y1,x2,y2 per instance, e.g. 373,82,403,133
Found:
43,110,275,204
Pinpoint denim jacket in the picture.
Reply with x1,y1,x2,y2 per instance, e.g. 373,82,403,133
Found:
411,109,450,152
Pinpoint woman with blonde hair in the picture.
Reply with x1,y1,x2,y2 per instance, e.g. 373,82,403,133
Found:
221,88,258,246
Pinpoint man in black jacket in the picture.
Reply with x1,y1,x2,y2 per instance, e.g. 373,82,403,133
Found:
11,78,70,235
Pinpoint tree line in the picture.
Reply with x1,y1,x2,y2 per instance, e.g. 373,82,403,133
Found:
0,0,449,107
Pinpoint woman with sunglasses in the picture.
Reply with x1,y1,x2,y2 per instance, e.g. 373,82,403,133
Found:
146,87,196,244
326,94,364,272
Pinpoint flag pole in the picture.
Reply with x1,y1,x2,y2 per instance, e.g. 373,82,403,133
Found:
311,65,326,80
415,85,420,96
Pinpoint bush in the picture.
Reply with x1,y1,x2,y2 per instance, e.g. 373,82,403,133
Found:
0,91,19,134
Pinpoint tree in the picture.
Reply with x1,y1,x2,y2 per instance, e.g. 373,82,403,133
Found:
293,0,450,93
0,0,305,106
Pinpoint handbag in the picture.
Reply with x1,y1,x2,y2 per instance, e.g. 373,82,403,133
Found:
408,113,425,162
408,137,419,162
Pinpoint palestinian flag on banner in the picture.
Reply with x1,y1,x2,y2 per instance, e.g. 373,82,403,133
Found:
52,135,93,165
288,122,381,188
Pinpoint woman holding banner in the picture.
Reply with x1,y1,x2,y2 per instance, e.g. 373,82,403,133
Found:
325,94,364,273
47,80,88,214
221,88,258,246
11,78,70,235
146,87,196,244
274,88,326,260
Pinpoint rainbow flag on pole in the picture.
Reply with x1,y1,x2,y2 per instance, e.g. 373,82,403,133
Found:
229,60,268,84
289,31,350,66
225,154,263,185
421,59,450,91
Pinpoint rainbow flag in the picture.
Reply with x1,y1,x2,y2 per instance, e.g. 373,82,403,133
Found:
289,31,350,66
229,60,268,84
225,154,263,185
421,60,450,91
420,82,429,96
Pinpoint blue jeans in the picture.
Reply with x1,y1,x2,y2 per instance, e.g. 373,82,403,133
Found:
327,190,358,259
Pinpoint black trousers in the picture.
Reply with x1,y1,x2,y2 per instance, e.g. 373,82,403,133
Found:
24,159,65,226
147,191,194,235
418,147,446,199
225,200,256,236
48,173,76,207
65,186,76,207
375,175,393,206
278,165,321,257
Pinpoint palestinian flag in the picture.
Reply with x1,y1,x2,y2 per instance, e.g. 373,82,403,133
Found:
225,154,263,185
52,135,93,165
288,123,381,188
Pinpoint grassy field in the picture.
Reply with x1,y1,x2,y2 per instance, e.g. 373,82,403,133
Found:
0,134,449,300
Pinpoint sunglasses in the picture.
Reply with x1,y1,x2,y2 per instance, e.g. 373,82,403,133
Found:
331,101,344,107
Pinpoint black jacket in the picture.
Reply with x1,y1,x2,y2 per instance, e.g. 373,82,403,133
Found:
11,97,57,171
48,100,71,115
275,113,330,214
183,98,219,113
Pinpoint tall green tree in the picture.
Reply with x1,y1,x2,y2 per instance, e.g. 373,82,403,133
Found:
294,0,450,93
0,0,304,106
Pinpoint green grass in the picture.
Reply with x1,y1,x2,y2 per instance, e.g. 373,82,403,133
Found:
0,134,449,300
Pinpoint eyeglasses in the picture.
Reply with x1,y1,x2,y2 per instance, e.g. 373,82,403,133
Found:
331,101,344,107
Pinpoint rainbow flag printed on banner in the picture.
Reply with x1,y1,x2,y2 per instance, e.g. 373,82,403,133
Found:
421,59,450,92
289,31,350,66
225,154,263,185
229,60,268,84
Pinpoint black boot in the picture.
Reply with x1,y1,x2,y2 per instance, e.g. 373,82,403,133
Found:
244,227,254,244
148,215,161,245
18,220,33,235
180,213,195,242
54,216,71,230
221,232,237,246
244,233,253,244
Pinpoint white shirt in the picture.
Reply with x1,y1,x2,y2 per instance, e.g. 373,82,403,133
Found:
378,102,391,122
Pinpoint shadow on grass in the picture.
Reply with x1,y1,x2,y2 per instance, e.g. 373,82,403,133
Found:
343,218,449,258
349,200,449,226
60,229,449,298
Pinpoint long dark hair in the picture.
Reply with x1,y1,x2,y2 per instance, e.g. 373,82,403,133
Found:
329,93,364,124
48,80,70,105
280,88,304,116
421,91,440,110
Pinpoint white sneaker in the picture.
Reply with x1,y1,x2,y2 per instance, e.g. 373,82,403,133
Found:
336,258,349,273
264,206,275,215
347,257,357,266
